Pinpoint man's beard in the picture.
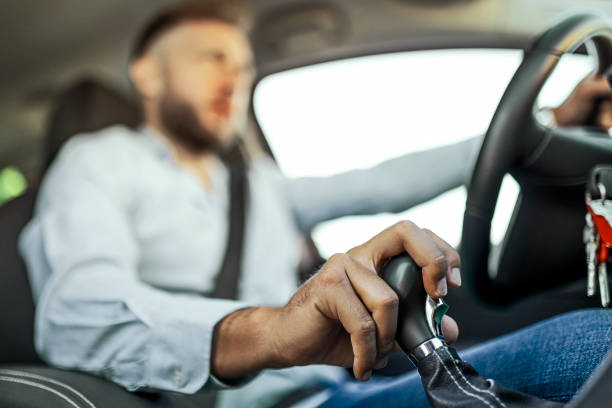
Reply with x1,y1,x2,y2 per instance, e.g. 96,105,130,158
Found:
159,91,226,154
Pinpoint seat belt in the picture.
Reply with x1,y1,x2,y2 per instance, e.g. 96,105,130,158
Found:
212,142,248,300
174,144,248,407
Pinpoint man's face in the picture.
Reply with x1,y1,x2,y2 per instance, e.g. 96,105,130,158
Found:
150,20,255,151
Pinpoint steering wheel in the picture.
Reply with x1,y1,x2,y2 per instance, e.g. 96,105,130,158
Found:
461,12,612,306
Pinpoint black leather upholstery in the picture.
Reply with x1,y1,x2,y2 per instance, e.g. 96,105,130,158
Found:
0,366,207,408
43,78,141,172
0,192,42,365
417,347,562,408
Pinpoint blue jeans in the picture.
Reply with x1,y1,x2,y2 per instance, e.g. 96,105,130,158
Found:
315,309,612,407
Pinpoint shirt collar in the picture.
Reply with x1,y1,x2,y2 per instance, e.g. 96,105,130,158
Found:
138,126,174,161
137,125,228,189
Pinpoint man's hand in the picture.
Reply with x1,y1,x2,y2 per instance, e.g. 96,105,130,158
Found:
211,221,461,382
597,99,612,130
553,72,612,127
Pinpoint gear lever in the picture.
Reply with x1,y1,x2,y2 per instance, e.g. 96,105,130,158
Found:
381,253,563,408
380,254,450,364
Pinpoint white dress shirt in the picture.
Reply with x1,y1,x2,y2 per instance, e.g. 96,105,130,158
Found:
19,125,479,407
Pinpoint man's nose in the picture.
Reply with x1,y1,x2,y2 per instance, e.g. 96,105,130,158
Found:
218,65,243,96
218,78,235,99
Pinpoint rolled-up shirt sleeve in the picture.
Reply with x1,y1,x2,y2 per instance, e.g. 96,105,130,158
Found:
19,136,249,393
287,136,482,231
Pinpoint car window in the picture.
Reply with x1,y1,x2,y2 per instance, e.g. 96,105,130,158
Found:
254,49,593,257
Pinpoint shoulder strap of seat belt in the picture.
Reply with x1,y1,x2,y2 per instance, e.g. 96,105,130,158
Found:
212,142,248,300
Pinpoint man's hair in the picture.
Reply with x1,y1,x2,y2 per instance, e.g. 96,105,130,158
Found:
130,0,253,60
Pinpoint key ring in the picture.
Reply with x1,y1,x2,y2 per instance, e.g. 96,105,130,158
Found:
598,181,607,203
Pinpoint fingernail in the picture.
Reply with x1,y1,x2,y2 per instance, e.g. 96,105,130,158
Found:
449,267,462,287
436,278,448,297
374,357,389,370
362,370,372,381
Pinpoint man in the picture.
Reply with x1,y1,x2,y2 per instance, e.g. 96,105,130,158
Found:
19,1,612,407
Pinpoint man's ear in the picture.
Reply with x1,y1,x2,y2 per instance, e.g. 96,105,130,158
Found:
129,55,164,100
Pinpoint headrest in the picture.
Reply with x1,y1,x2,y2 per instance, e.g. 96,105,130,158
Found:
44,78,141,172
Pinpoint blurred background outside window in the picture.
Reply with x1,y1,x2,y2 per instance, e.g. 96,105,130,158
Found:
254,48,593,257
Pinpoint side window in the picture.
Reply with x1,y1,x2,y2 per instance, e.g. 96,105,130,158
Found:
0,166,28,205
254,49,593,257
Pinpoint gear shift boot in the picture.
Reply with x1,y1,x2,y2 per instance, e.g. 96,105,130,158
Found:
417,346,562,408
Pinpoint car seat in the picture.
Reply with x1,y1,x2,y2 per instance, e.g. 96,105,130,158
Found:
0,78,207,407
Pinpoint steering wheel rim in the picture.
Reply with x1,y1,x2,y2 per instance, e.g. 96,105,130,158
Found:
461,12,612,305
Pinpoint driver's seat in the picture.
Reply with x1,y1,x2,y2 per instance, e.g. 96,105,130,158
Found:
0,78,209,408
0,77,142,365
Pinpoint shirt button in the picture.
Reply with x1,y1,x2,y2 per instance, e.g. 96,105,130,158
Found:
172,370,187,388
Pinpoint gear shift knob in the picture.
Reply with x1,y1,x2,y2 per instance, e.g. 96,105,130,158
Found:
381,254,449,364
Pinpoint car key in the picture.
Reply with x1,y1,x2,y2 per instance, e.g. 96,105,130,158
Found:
597,243,611,307
584,213,598,297
586,198,611,307
585,166,612,307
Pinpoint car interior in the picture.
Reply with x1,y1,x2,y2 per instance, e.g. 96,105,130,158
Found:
1,0,612,407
